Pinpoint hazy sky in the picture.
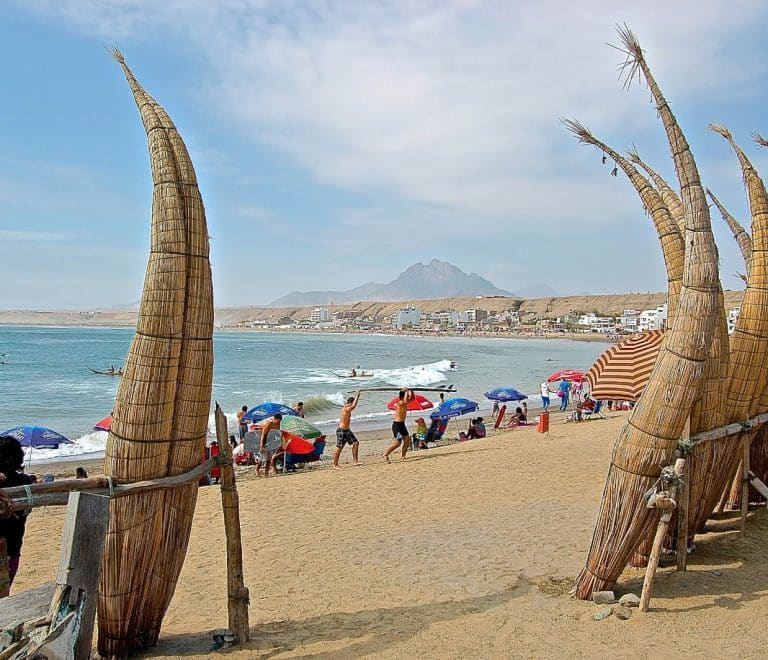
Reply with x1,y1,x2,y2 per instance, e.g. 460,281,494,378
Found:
1,1,766,308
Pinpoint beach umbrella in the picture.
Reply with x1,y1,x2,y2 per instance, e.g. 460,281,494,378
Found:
484,387,528,402
242,402,299,423
546,369,586,383
586,330,665,402
386,394,434,411
279,416,324,441
1,425,72,449
430,397,479,420
94,415,113,432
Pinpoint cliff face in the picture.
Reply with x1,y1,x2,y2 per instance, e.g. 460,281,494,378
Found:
0,290,744,327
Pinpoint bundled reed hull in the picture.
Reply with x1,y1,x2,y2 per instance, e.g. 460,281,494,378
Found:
574,27,720,598
98,51,213,657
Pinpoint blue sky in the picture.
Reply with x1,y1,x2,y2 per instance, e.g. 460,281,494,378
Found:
2,1,767,309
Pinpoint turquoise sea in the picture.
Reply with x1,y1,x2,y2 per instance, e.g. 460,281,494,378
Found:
0,326,609,462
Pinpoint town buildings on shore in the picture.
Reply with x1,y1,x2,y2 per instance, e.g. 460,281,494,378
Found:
233,300,743,337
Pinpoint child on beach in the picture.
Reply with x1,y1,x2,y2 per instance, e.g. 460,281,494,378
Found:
0,435,34,588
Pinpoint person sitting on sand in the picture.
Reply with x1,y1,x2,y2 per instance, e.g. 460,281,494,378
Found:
467,417,486,439
426,418,442,443
334,390,361,469
507,407,527,427
383,388,415,462
0,435,34,589
75,466,88,479
258,414,282,477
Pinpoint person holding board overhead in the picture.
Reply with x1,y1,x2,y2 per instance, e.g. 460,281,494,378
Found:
383,388,415,463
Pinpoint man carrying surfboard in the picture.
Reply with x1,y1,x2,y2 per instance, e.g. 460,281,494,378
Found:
383,388,415,463
258,414,282,478
334,390,361,469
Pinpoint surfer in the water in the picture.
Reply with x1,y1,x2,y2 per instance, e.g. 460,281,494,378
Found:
383,388,415,463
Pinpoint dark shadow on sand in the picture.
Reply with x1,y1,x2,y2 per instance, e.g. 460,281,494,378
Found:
135,582,528,658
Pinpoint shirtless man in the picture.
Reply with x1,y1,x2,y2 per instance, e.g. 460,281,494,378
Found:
333,390,361,469
383,388,415,462
258,413,282,477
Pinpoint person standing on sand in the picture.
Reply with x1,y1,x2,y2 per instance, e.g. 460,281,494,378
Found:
540,381,551,411
383,388,415,462
558,378,570,411
334,390,361,469
258,414,282,478
237,405,249,440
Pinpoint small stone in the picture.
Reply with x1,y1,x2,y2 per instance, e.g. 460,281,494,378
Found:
593,606,613,621
618,593,640,608
592,590,615,605
710,570,722,577
613,605,632,620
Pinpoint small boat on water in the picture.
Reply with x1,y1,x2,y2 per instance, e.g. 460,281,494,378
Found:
333,371,374,378
89,367,123,376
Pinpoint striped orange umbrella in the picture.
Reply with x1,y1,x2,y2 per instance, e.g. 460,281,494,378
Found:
586,330,665,401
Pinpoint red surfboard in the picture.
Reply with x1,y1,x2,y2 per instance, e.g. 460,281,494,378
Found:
494,405,507,429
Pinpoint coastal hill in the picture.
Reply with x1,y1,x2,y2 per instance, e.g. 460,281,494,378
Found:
268,259,515,306
0,290,744,328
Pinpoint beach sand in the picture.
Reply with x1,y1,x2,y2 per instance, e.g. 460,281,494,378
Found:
13,411,768,657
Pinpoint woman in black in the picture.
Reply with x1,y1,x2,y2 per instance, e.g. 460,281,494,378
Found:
0,435,33,588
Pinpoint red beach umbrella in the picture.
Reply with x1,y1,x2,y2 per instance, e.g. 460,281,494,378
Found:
282,435,316,455
546,369,586,383
94,415,112,432
386,394,434,411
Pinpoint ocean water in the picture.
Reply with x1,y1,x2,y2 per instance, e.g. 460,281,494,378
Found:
0,326,609,463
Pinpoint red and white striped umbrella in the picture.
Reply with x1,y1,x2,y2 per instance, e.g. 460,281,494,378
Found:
586,330,665,402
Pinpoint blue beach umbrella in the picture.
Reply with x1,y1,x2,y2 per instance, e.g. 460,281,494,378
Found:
1,425,72,449
242,402,299,423
484,387,528,402
429,397,479,420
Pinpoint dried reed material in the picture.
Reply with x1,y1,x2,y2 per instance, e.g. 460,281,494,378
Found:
687,125,768,533
98,49,213,657
624,153,728,559
707,188,752,272
628,149,685,231
562,120,683,324
574,26,720,599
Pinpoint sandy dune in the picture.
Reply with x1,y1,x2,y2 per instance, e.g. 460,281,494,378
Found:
14,412,768,658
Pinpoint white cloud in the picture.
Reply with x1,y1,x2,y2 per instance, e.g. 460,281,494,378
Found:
14,0,768,299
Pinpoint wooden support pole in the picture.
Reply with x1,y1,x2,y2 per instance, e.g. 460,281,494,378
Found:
639,458,684,613
215,403,250,643
747,471,768,500
676,417,690,572
46,492,109,660
741,435,751,533
2,458,220,513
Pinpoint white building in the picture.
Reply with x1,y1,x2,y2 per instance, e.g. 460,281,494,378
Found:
393,306,422,329
638,303,668,331
435,310,460,328
727,307,741,334
618,309,640,332
577,313,614,333
309,307,329,323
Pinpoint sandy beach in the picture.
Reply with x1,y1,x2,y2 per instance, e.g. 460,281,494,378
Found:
13,410,768,658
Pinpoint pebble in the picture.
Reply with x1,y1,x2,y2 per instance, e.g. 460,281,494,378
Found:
619,593,641,608
613,605,632,620
592,590,615,605
593,606,613,621
710,570,722,577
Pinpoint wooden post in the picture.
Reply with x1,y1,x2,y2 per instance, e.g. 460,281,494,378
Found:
740,434,751,533
676,417,690,571
639,458,684,613
215,403,250,643
46,491,109,660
